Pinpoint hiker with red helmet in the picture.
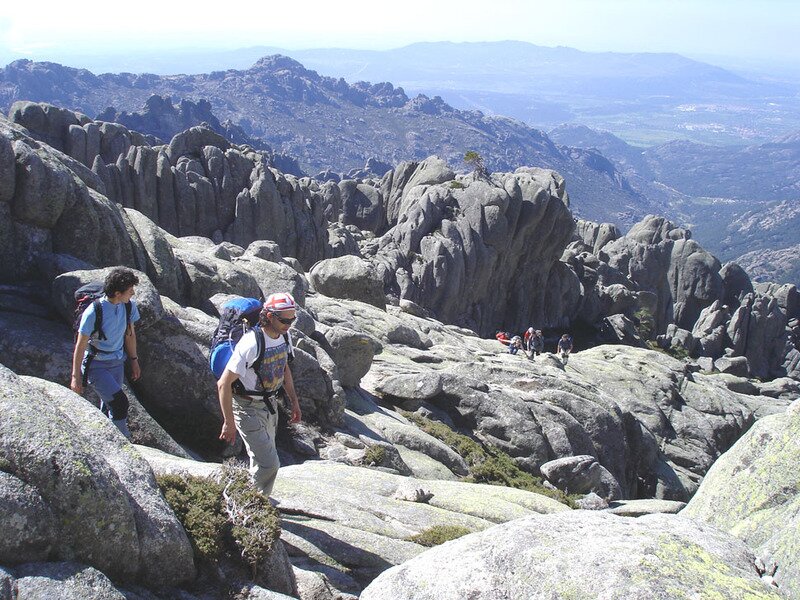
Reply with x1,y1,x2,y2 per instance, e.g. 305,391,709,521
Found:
216,292,302,497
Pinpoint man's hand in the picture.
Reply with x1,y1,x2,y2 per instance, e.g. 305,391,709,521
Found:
70,375,83,395
129,358,141,381
290,402,302,424
219,420,237,444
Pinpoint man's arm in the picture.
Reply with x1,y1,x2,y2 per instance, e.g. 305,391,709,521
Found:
123,323,141,381
282,364,302,424
217,369,240,443
71,334,90,394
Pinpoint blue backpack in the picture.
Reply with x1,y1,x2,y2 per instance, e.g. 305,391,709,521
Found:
209,297,293,401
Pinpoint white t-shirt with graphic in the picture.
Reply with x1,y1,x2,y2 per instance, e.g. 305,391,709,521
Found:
225,328,293,392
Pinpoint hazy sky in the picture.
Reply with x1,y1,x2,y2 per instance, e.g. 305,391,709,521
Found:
1,0,798,65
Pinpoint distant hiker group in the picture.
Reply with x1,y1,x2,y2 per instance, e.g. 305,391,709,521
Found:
71,267,303,500
496,328,572,364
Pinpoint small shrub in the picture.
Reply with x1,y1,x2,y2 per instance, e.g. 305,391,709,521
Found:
647,340,690,361
402,412,576,507
363,445,387,466
407,525,471,547
463,150,487,176
666,345,690,360
157,466,281,578
449,180,465,189
220,463,280,577
634,307,656,341
157,474,228,563
0,457,11,473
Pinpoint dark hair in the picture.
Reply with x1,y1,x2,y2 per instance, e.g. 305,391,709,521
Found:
258,309,272,328
104,268,139,297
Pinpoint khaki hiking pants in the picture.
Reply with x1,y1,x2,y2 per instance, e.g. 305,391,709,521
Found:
232,395,280,497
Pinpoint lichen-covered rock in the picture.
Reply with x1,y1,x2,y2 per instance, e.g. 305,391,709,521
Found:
233,254,309,305
0,472,55,564
321,326,381,388
274,459,567,588
0,364,195,585
684,400,800,597
10,562,127,600
360,512,780,600
123,208,185,302
539,455,623,500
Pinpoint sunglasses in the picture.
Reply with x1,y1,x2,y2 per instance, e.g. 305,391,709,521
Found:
272,314,296,325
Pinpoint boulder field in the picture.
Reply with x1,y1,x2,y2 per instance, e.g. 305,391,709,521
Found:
0,104,797,598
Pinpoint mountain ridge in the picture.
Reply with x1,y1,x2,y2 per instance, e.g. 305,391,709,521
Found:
0,56,659,226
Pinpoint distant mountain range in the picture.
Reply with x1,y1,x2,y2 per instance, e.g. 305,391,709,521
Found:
0,56,659,226
6,41,797,147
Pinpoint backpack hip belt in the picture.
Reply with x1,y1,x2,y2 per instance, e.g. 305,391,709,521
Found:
232,384,280,415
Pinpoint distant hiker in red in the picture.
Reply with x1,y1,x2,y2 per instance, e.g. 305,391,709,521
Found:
496,331,511,346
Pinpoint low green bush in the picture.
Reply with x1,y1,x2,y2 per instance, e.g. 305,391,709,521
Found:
647,340,690,361
220,464,280,575
157,474,228,563
363,445,387,466
402,412,576,507
407,525,472,547
157,464,280,577
634,307,656,341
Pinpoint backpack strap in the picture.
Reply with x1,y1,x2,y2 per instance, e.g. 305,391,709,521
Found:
124,301,133,336
81,345,98,387
92,299,106,341
283,332,294,363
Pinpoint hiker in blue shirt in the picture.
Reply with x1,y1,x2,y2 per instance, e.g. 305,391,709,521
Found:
70,268,141,438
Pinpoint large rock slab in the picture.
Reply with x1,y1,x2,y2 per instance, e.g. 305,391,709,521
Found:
540,454,623,500
273,459,568,589
9,562,127,600
684,400,800,597
360,512,780,600
0,365,194,585
0,472,55,564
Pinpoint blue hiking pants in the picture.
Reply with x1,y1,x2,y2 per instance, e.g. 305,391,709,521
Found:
83,358,131,438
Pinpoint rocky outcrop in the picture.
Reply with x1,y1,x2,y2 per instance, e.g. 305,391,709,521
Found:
360,512,779,599
684,400,800,596
0,59,653,227
308,294,781,502
568,215,800,380
366,166,577,335
5,106,342,268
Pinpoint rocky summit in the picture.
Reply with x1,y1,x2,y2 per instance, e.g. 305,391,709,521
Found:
0,102,798,599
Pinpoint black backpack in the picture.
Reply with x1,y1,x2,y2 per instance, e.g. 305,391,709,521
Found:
73,282,133,342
